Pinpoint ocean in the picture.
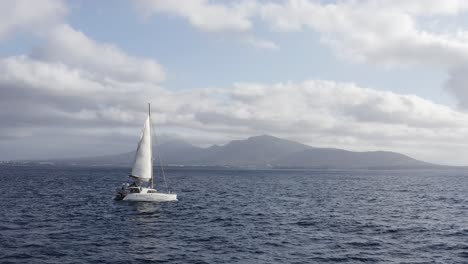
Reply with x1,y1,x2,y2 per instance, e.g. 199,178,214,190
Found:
0,166,467,263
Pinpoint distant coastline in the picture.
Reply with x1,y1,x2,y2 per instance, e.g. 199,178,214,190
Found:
3,135,462,170
0,162,465,171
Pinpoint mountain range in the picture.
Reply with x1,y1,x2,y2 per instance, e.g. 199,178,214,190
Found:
45,135,439,169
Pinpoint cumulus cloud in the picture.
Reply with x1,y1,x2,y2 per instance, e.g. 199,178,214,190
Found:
133,0,279,50
3,53,468,165
184,81,468,165
0,0,66,39
31,24,165,84
243,36,279,50
0,0,168,159
3,0,468,165
135,0,468,110
203,81,468,131
134,0,468,63
0,10,166,159
0,56,157,135
135,0,256,32
258,0,468,66
0,21,166,125
444,65,468,109
258,0,468,108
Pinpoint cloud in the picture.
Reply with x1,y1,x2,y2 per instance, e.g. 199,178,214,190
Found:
243,36,279,50
0,0,66,40
133,0,280,50
258,0,468,66
185,81,468,165
3,0,468,165
256,1,468,108
31,24,165,84
204,81,468,131
444,65,468,109
0,19,166,159
0,56,155,127
0,0,168,159
134,0,468,109
135,0,256,32
134,0,468,64
3,52,468,165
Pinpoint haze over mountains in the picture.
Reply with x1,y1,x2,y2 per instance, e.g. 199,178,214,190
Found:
44,135,438,169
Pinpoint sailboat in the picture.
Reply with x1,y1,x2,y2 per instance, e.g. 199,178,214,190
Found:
114,104,177,202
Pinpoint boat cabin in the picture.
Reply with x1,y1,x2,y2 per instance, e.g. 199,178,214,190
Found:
129,187,141,193
128,187,158,194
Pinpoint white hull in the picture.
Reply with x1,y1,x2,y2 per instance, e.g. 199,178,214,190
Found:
123,192,177,202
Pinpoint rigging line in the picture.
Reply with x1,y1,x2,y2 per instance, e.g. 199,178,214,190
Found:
149,103,153,189
153,129,169,192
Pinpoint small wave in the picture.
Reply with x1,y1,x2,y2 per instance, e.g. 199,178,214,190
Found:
2,253,34,259
295,220,317,226
346,241,382,249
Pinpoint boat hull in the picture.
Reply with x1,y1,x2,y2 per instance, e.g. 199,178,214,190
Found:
123,192,177,202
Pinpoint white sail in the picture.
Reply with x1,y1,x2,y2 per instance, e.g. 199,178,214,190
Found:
114,104,177,202
130,116,152,182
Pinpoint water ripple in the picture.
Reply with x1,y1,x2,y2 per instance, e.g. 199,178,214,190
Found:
0,166,467,263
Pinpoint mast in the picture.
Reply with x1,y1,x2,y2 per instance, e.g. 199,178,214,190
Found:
149,102,154,189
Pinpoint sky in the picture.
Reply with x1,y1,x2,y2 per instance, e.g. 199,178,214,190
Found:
2,0,468,165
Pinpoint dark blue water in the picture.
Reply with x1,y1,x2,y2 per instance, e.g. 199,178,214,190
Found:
0,166,467,263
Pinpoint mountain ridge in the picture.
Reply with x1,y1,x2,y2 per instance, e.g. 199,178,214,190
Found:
32,134,446,169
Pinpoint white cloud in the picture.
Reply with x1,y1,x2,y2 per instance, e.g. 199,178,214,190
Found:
0,15,166,159
134,0,468,64
209,81,468,131
31,24,165,84
364,0,468,16
444,65,468,109
0,0,168,159
135,0,256,32
188,80,468,165
255,1,468,108
133,0,280,50
0,0,66,39
3,53,468,165
258,0,468,66
3,0,468,165
0,56,155,125
135,0,468,109
243,36,279,50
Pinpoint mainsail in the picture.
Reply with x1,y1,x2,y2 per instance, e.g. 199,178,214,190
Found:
130,116,152,182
